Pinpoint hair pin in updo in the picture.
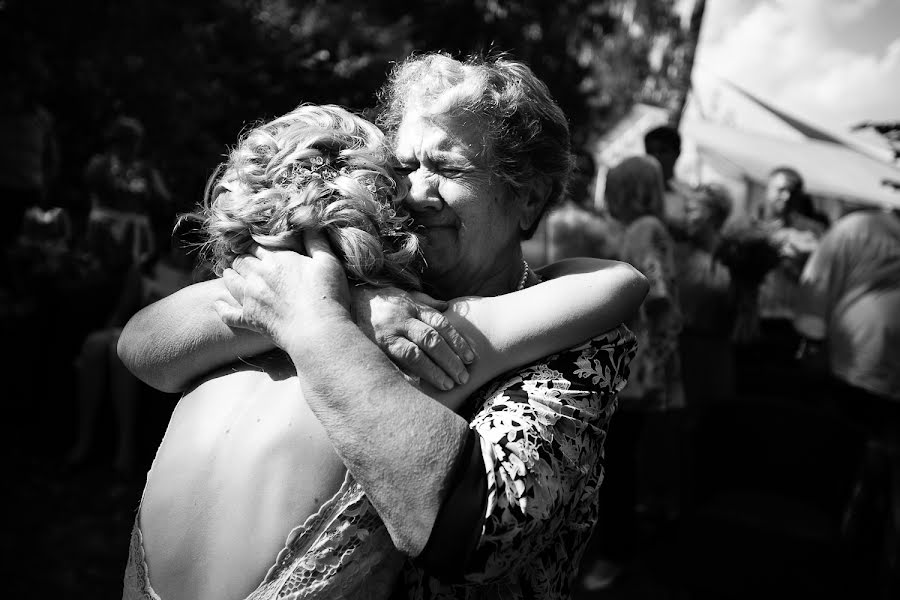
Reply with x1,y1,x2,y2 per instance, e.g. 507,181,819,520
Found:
289,154,340,183
288,154,378,195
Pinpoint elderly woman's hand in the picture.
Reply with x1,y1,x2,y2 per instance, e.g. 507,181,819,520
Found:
351,286,474,391
215,232,351,350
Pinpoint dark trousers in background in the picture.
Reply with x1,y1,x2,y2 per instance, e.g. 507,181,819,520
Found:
587,407,687,567
679,332,736,405
1,186,41,289
831,378,900,598
591,410,645,564
736,317,814,399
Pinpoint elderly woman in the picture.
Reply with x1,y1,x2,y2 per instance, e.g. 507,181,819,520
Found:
119,55,647,600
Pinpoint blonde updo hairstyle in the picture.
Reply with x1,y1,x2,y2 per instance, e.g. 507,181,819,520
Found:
193,104,422,289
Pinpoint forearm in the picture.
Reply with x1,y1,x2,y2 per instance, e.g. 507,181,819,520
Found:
117,279,274,392
425,258,647,411
535,257,647,332
467,258,646,361
285,315,469,557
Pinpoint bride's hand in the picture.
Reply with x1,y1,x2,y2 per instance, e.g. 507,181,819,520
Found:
352,286,475,391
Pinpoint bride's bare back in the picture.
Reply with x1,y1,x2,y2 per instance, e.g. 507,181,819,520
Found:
140,353,346,600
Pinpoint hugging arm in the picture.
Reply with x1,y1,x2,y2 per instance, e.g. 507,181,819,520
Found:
427,257,646,411
117,279,275,393
118,257,646,397
117,276,473,394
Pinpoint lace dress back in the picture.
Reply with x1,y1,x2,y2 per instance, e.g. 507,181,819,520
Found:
123,470,403,600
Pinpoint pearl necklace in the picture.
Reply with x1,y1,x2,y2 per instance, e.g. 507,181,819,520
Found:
516,259,531,291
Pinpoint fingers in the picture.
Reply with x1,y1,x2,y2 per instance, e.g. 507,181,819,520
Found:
408,291,449,312
303,229,336,261
218,270,254,330
417,306,475,365
404,319,470,386
213,299,248,329
386,337,456,392
247,244,273,261
222,268,244,304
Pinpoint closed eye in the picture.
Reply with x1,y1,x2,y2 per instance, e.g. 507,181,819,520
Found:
434,166,471,179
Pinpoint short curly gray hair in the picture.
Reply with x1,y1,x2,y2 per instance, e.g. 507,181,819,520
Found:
376,52,573,239
189,104,422,289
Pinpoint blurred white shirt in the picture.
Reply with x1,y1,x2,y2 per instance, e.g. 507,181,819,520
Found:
794,210,900,401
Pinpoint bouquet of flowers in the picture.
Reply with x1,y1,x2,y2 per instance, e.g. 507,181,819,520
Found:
715,217,782,285
714,217,782,343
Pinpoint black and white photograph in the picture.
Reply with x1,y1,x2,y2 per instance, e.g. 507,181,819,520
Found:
2,0,898,598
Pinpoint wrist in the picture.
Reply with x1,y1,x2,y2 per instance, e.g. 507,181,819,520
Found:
281,304,354,355
349,283,375,323
319,294,353,322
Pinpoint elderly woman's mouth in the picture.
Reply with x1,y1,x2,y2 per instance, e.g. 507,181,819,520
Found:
414,222,456,234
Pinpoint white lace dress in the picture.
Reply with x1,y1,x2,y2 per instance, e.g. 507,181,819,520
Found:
122,469,404,600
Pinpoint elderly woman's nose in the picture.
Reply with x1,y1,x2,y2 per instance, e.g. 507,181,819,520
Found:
404,169,442,210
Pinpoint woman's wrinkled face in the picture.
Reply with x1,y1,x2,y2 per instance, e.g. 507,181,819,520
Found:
393,113,521,290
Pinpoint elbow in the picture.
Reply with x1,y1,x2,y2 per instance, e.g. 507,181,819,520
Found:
393,529,429,559
385,514,435,558
117,321,183,394
116,322,140,377
617,261,650,303
610,262,649,325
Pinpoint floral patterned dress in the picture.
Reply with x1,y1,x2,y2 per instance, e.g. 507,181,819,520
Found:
394,324,637,599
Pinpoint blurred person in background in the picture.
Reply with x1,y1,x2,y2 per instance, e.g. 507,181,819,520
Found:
754,166,828,386
544,150,623,262
0,41,60,291
5,197,74,314
604,155,685,427
582,155,684,590
644,125,693,235
84,116,173,272
794,205,900,597
65,222,203,476
675,183,738,404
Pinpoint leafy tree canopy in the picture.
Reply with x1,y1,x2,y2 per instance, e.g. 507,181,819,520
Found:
2,0,697,214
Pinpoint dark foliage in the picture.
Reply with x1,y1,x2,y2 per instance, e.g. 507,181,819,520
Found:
2,0,696,222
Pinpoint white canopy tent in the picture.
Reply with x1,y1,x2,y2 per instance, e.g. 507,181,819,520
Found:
681,117,900,213
677,67,900,216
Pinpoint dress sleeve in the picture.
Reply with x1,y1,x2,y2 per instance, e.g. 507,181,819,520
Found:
441,325,636,585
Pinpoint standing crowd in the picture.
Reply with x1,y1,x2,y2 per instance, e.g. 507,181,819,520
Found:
546,124,900,596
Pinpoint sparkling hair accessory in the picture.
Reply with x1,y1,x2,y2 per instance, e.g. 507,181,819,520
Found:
285,154,378,195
